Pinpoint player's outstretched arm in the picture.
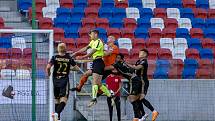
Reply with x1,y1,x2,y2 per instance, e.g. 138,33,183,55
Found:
70,65,80,71
71,45,90,57
126,62,143,70
46,63,52,77
77,49,96,60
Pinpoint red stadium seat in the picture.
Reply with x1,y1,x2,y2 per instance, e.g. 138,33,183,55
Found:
208,9,215,18
115,0,128,8
119,49,129,59
121,28,134,38
130,48,139,59
169,59,184,71
185,48,200,59
62,38,76,50
85,7,98,18
147,48,158,60
82,18,95,29
39,18,53,29
146,38,160,48
147,68,155,79
60,0,74,8
0,48,8,59
36,0,46,9
6,59,21,69
79,27,91,38
168,67,182,79
153,8,167,19
148,60,156,79
0,17,5,28
182,0,196,8
127,58,137,65
88,0,101,8
192,8,207,19
53,28,65,42
198,59,213,71
190,28,204,39
23,48,33,59
95,18,109,29
76,38,89,48
132,38,145,49
148,28,162,38
158,48,172,59
196,69,212,79
164,18,178,29
123,18,137,30
162,28,176,38
107,28,121,39
201,38,215,49
8,48,22,59
28,7,43,20
36,58,48,69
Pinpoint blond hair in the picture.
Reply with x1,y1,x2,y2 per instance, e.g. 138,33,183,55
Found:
57,43,67,54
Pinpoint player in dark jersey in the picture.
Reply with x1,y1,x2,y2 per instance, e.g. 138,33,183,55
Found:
46,43,79,121
126,49,159,121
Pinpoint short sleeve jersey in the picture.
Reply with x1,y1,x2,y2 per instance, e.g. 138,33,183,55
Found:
103,44,119,66
49,53,76,78
88,39,104,59
135,59,148,80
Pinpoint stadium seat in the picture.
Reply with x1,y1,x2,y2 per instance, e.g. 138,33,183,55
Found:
148,28,162,38
88,0,101,8
115,0,128,8
206,19,215,29
182,0,196,8
184,58,198,69
60,0,74,8
85,7,98,18
68,18,82,29
156,59,170,69
185,48,200,59
196,0,209,9
119,48,130,59
71,7,85,19
176,28,190,38
21,59,32,69
128,0,142,8
169,59,184,71
18,0,32,11
153,8,167,19
46,0,60,7
23,48,33,59
148,67,155,79
173,38,188,50
107,28,121,39
54,18,68,29
98,8,113,19
8,48,22,59
0,69,16,79
180,8,194,19
0,48,8,59
102,0,114,8
109,18,123,28
158,48,172,59
142,0,156,9
82,18,95,29
137,18,151,29
79,27,91,38
172,48,186,60
167,8,180,19
117,38,132,51
147,48,158,59
153,68,168,79
132,38,145,49
190,28,204,39
16,69,31,79
5,59,20,69
209,0,215,9
178,18,192,30
150,18,164,29
56,7,71,19
148,60,156,70
208,9,215,18
11,37,26,50
134,28,148,38
191,18,205,28
155,0,170,8
160,38,174,51
95,18,109,29
164,18,178,29
36,59,48,68
35,0,46,9
201,38,215,49
162,28,176,38
126,7,140,20
65,28,79,38
28,7,43,20
199,59,213,69
196,69,212,79
192,8,207,19
73,0,87,8
168,67,182,79
0,37,12,48
42,6,58,19
200,48,214,59
112,8,126,19
139,8,153,19
146,38,160,48
182,68,196,79
62,38,76,50
39,18,53,29
204,28,215,39
53,28,65,41
130,48,139,59
187,38,202,50
121,28,134,38
96,28,107,41
169,0,182,8
36,69,46,78
123,18,137,30
76,38,89,48
0,17,4,29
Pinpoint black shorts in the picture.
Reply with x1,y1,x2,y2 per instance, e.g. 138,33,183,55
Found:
92,58,105,75
53,77,70,99
129,76,142,95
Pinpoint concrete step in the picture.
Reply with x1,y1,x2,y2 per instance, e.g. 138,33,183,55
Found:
0,0,16,11
5,22,31,29
0,11,23,22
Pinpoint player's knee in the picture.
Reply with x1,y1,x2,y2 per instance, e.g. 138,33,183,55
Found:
139,94,145,100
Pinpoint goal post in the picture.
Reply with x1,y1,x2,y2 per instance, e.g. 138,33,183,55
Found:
0,29,54,121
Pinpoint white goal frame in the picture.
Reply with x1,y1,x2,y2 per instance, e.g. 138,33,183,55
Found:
0,29,54,121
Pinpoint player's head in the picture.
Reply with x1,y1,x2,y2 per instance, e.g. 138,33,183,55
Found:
107,36,115,45
116,53,124,62
89,29,99,40
57,43,67,54
139,49,149,58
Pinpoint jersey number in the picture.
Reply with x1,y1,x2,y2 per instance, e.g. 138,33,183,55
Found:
57,62,68,74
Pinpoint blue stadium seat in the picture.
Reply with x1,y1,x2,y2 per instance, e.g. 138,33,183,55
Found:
176,28,190,38
18,0,32,11
155,0,170,8
180,8,194,19
182,68,196,79
96,28,107,41
56,8,71,19
128,0,143,8
54,18,68,29
102,0,114,8
187,38,202,50
109,18,123,28
64,28,79,38
71,8,85,19
153,68,168,79
0,37,12,48
68,18,82,30
36,69,46,78
134,28,149,38
199,48,214,59
184,59,198,69
206,19,215,29
112,8,126,19
73,0,87,8
196,0,209,9
99,8,113,19
137,18,151,28
169,0,182,8
139,8,153,18
191,18,206,29
156,59,170,69
204,28,215,40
